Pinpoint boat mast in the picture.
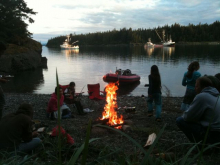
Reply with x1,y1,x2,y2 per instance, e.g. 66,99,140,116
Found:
67,35,70,42
72,40,79,45
155,30,163,42
162,30,165,42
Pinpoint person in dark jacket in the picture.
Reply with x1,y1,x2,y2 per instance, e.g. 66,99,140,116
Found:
176,77,220,144
0,103,41,153
147,65,162,122
63,82,86,115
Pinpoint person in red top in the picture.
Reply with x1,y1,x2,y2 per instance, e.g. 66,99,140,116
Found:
47,87,72,119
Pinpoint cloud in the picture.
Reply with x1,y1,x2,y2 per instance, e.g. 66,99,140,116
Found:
26,0,220,42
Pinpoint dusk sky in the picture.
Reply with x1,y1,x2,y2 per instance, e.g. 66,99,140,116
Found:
26,0,220,43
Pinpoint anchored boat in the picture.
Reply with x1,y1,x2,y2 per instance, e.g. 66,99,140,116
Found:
155,30,175,47
103,69,140,84
60,35,79,49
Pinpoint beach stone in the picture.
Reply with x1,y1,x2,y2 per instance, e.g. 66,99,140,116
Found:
122,125,131,131
91,126,108,135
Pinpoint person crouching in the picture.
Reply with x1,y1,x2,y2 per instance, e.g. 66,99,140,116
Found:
0,103,41,153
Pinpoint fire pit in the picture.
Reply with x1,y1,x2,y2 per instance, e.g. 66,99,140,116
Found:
100,82,124,129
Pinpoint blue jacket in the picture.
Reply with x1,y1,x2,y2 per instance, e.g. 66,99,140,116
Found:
182,71,201,89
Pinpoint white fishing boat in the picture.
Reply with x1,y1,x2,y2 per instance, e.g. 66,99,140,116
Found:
60,35,79,49
155,30,175,47
163,36,175,47
144,38,155,48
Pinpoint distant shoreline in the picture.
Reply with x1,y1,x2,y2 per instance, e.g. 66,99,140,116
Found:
44,42,220,47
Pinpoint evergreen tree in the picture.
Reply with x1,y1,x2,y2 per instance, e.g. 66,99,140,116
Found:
0,0,37,44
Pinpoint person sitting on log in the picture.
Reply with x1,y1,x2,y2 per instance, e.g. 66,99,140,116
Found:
176,76,220,145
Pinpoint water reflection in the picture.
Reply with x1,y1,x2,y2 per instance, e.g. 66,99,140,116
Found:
3,45,220,96
117,81,140,96
162,47,175,56
2,69,44,93
144,47,154,56
144,46,175,58
61,49,79,57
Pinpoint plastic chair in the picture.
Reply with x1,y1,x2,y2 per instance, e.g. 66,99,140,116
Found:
87,83,105,100
59,84,69,93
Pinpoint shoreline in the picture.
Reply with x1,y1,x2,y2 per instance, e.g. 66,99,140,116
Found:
45,42,220,47
3,93,183,118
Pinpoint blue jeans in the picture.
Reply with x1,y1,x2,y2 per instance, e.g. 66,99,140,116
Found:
176,117,208,143
147,93,162,118
18,137,41,153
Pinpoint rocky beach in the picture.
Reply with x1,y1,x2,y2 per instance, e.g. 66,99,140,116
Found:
2,93,220,164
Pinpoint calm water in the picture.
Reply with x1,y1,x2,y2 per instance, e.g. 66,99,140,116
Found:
2,45,220,96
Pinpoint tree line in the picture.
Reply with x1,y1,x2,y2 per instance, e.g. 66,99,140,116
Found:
47,21,220,47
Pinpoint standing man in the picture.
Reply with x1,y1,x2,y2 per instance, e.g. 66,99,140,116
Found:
176,76,220,144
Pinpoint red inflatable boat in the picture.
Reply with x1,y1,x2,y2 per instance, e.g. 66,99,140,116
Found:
103,69,140,84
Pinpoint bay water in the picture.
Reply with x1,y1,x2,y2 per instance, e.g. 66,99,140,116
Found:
2,44,220,97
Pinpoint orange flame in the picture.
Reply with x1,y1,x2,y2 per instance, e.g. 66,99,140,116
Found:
100,82,124,127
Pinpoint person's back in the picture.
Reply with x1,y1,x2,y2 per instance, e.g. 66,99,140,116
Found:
181,61,201,111
0,113,32,150
0,103,41,153
147,65,162,122
182,71,201,89
183,86,220,130
177,77,220,145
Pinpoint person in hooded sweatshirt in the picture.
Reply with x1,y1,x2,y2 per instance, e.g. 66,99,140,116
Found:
176,76,220,144
0,103,41,153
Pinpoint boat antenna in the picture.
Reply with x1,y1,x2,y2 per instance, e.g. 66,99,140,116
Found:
162,30,165,42
155,30,163,42
72,40,79,44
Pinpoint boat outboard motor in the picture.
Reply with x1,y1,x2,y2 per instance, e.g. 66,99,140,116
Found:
116,69,122,75
123,69,131,75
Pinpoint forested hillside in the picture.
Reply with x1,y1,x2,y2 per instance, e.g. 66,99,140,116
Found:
47,21,220,47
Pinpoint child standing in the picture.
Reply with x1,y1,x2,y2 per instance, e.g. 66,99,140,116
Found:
181,61,201,111
147,65,162,122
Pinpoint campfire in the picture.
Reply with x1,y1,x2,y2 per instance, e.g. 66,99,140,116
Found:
100,82,124,128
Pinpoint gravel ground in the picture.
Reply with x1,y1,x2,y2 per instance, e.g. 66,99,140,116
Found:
2,93,220,163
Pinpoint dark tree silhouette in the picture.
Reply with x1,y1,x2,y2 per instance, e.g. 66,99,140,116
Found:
47,21,220,47
0,0,37,44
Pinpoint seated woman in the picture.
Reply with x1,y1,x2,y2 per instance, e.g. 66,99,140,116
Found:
63,82,86,115
47,87,72,119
